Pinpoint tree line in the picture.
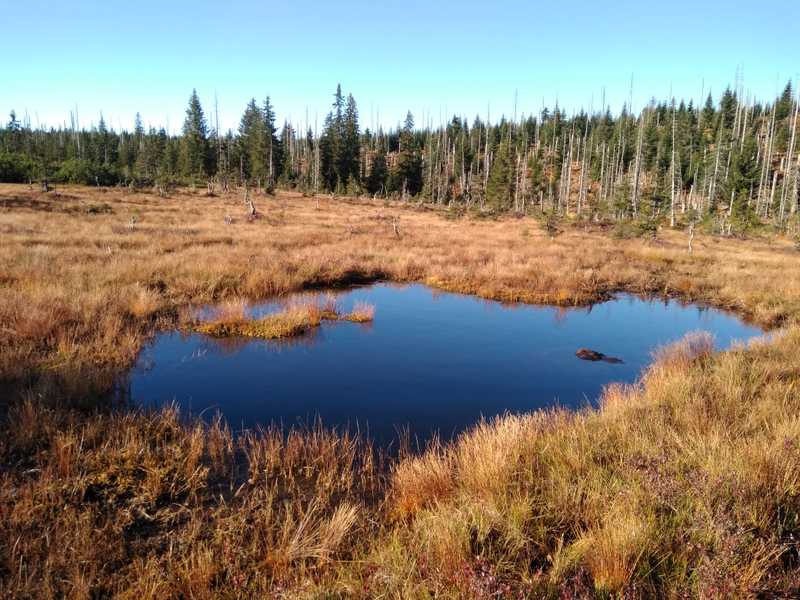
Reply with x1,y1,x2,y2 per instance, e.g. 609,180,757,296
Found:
2,82,799,230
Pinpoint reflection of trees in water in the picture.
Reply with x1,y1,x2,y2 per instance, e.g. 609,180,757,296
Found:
634,294,723,323
425,282,591,326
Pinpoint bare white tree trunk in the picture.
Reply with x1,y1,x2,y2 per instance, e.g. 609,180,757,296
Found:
670,100,677,227
631,113,644,215
780,93,799,222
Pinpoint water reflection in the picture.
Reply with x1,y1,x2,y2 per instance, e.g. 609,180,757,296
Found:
125,283,763,445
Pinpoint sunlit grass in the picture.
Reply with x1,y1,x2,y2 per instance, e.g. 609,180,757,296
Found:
194,296,375,339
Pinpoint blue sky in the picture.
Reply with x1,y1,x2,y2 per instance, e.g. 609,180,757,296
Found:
2,0,798,133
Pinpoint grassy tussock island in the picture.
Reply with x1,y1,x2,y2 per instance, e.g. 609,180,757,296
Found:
2,184,800,597
193,297,375,339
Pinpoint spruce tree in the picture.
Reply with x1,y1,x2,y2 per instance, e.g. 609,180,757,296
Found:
700,93,716,144
486,139,514,211
366,145,388,195
262,96,281,186
181,89,210,181
238,98,267,184
527,150,545,208
319,84,346,191
118,132,134,179
304,126,316,190
132,113,144,174
392,111,422,197
340,94,361,190
279,121,296,185
161,134,180,182
724,134,759,221
719,88,737,132
319,112,339,191
134,113,144,141
775,81,794,121
97,114,112,165
6,111,22,153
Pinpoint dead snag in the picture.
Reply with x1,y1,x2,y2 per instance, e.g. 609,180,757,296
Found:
392,216,401,238
244,185,257,220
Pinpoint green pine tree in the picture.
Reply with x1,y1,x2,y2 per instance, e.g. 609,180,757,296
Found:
181,89,210,182
391,111,422,198
486,140,514,211
320,84,346,192
366,145,388,195
340,94,360,190
262,96,281,187
238,98,267,185
723,134,759,221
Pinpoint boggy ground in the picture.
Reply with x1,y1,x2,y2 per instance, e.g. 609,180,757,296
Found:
1,184,800,598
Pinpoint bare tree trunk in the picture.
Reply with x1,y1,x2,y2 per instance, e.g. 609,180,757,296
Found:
709,130,722,209
631,113,644,215
245,184,257,218
780,94,799,222
768,169,778,218
565,129,574,215
599,142,607,206
670,100,677,227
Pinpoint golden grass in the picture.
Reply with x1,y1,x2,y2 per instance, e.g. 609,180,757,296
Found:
346,300,376,323
194,296,374,339
2,184,800,596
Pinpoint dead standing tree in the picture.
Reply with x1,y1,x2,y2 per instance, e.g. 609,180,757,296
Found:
244,184,258,220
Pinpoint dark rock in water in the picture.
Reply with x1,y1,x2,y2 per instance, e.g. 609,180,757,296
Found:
576,348,603,361
601,355,624,364
575,348,624,364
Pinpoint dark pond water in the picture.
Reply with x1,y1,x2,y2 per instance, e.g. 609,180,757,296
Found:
121,283,762,445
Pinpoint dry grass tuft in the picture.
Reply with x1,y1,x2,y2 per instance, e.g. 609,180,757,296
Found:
651,329,715,369
346,300,376,323
195,295,373,339
196,301,331,339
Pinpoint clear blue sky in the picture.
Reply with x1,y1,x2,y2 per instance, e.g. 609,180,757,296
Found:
2,0,798,133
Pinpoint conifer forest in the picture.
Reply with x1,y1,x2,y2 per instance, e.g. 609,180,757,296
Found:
3,82,799,232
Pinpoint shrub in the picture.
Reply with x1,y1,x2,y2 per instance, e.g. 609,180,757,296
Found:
0,151,36,182
55,159,121,186
539,212,561,238
55,158,93,184
612,217,659,240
